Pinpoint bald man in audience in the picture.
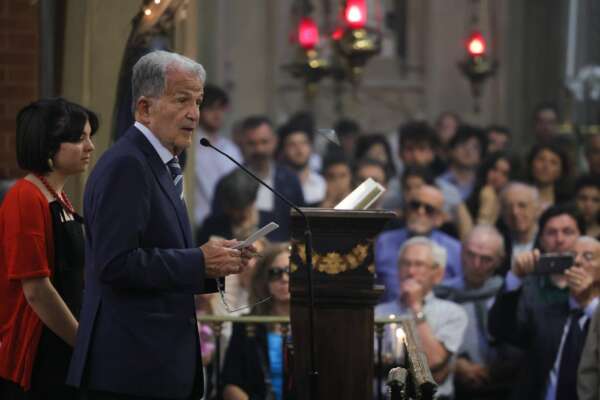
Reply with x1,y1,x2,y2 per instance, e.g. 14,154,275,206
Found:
500,182,541,263
376,184,462,302
436,225,520,399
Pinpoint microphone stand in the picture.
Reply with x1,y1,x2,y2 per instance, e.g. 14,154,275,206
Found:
200,139,319,399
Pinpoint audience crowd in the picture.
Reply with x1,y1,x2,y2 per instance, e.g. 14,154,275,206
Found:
2,81,600,400
183,87,600,400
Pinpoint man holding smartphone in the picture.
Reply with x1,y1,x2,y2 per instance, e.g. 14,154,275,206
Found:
489,204,598,400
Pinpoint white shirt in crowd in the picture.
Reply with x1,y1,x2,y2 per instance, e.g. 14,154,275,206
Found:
194,129,242,225
255,163,275,213
302,171,326,205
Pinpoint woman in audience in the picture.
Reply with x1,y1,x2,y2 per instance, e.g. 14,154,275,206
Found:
465,151,516,226
526,142,571,210
0,98,98,399
197,238,268,398
221,243,291,400
353,134,397,183
574,174,600,239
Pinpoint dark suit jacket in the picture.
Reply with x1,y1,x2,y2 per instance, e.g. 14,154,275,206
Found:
67,126,216,398
268,164,304,242
488,276,570,400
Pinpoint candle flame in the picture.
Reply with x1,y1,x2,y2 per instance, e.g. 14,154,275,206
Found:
395,327,406,342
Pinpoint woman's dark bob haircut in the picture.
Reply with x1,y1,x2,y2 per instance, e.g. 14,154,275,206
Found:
16,97,99,174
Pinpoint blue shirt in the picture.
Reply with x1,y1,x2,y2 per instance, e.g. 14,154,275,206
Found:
375,228,462,302
268,332,283,400
437,170,474,201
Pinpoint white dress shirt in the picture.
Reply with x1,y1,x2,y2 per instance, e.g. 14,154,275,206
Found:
194,129,242,225
135,122,173,166
302,170,326,205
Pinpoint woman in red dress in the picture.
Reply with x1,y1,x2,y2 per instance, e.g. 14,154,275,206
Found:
0,98,98,399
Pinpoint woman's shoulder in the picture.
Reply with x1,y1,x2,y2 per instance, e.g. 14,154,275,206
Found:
3,179,47,205
1,179,49,217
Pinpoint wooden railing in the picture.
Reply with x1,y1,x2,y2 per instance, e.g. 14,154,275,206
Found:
197,315,436,400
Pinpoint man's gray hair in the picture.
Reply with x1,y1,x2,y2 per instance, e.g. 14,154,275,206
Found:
500,181,539,204
466,224,506,259
398,236,447,269
131,50,206,114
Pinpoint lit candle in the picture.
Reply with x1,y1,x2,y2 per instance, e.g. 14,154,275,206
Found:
395,327,406,364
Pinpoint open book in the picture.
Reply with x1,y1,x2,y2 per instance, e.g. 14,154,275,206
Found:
334,177,386,210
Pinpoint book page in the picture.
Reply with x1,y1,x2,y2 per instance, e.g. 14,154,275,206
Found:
334,178,386,210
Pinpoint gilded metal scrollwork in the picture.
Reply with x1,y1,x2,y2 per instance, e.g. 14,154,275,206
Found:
291,242,372,275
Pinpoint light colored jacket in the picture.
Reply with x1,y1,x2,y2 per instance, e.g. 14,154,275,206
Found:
578,304,600,400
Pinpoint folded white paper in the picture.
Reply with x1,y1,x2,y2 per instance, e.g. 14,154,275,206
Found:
233,222,279,249
334,177,386,210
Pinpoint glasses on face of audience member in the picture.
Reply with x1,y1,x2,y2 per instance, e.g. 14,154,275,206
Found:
268,266,290,281
398,258,431,271
579,251,597,263
407,200,440,216
584,252,595,262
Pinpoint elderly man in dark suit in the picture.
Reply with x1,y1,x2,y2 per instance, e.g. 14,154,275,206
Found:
576,237,600,400
489,205,598,400
67,50,252,400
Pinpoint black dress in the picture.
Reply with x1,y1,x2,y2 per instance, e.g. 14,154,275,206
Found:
1,201,84,399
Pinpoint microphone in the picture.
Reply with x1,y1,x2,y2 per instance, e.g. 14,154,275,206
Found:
199,138,306,219
200,137,320,398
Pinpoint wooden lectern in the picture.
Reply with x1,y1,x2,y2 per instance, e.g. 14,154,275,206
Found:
289,208,396,400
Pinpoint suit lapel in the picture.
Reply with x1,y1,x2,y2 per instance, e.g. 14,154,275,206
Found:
538,303,570,378
128,127,192,247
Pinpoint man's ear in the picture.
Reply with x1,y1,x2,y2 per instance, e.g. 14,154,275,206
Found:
135,96,153,123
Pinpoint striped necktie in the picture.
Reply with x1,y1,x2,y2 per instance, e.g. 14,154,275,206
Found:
167,156,184,200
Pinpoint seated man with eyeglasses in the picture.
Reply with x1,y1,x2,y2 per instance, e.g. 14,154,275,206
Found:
375,237,468,400
375,184,462,303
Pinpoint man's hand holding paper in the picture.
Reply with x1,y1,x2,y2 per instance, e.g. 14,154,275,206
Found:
201,238,256,278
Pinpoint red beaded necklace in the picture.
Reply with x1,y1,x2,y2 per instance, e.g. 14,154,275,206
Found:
34,173,77,215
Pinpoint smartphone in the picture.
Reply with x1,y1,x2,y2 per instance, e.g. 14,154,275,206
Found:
534,253,575,275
